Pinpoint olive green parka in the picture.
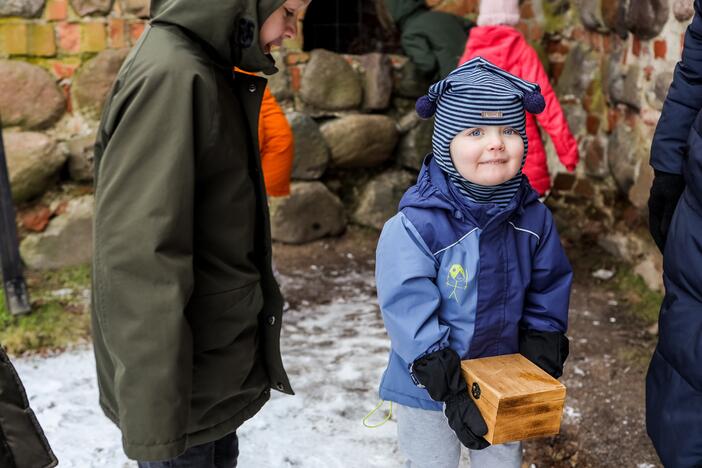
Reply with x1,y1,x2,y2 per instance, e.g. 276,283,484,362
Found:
92,0,292,461
0,346,57,468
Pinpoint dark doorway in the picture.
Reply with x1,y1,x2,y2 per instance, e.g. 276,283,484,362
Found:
302,0,401,54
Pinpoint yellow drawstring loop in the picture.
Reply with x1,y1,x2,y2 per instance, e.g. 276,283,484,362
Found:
363,400,393,428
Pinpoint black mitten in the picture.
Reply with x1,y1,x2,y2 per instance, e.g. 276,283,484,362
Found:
648,170,684,253
412,348,490,450
519,328,570,378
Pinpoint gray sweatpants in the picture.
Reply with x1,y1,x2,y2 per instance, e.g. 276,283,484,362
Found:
396,404,522,468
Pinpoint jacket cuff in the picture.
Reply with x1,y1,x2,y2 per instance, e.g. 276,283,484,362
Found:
519,328,569,378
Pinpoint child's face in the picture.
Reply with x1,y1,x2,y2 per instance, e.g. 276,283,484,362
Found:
449,126,524,186
259,0,309,54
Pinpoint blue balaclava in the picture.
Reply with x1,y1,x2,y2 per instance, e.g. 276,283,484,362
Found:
416,57,546,207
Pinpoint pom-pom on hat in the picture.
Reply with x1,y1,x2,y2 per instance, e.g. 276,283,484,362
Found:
416,56,546,207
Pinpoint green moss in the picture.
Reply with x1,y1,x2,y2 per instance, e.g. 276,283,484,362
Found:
0,264,92,355
542,0,577,35
610,267,663,326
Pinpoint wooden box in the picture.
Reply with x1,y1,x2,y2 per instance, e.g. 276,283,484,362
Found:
460,353,566,445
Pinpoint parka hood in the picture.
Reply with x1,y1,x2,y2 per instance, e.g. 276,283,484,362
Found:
383,0,426,23
150,0,284,73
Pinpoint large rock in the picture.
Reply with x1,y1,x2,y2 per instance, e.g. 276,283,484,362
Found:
628,158,654,209
397,117,433,170
605,57,642,110
625,0,670,40
0,60,65,130
321,115,399,168
73,49,129,120
602,0,628,37
287,112,329,180
66,133,97,182
608,122,648,195
4,132,66,202
359,53,393,111
299,49,362,111
393,57,433,98
69,0,113,16
269,182,346,244
578,0,609,32
20,195,94,270
556,44,600,99
121,0,149,17
561,103,587,139
673,0,695,21
650,71,673,110
268,50,292,101
353,170,416,230
0,0,44,17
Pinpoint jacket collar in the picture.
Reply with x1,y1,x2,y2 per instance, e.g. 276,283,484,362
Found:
400,154,538,229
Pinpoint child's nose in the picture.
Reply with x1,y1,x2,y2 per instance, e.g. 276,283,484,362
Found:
486,136,505,152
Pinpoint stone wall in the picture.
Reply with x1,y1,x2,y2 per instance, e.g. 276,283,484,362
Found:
0,0,694,290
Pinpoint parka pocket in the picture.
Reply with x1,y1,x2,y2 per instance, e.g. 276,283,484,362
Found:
185,282,263,353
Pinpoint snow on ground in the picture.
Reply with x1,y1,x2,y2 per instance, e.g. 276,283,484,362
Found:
14,290,406,467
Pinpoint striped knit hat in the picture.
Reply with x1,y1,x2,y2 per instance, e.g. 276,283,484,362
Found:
416,57,545,207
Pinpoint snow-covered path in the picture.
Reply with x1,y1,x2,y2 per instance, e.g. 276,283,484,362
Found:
14,292,405,468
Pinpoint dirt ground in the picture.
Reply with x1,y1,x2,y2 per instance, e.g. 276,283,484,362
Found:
272,226,662,468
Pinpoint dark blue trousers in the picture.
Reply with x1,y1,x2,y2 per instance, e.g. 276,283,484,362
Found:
137,431,239,468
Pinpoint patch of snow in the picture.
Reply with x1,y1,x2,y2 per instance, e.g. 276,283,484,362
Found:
592,269,615,280
563,405,582,423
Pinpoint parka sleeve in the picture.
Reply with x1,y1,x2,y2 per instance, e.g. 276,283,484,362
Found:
651,0,702,174
401,32,439,78
376,213,450,365
92,65,212,458
521,211,572,333
258,86,294,197
522,45,579,172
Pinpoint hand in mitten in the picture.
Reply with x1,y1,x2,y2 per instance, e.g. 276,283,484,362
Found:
519,328,569,378
648,170,685,253
411,348,490,450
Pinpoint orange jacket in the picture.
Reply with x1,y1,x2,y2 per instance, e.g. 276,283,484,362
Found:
235,68,294,197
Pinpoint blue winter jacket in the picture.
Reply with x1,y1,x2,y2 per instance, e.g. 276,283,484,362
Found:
376,156,572,410
647,1,702,465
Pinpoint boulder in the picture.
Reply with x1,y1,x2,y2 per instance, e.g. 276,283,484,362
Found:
287,112,329,180
4,131,66,202
359,53,393,111
299,49,362,111
66,133,97,182
0,60,65,130
673,0,695,21
121,0,149,17
578,0,609,32
393,56,433,98
353,170,416,230
0,0,44,17
269,181,346,244
72,48,130,120
556,44,601,99
608,122,648,195
625,0,670,40
321,115,399,168
397,117,433,170
20,195,94,270
69,0,113,16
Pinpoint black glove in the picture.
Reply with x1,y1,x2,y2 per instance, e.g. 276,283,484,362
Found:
519,328,570,378
648,170,684,253
412,348,490,450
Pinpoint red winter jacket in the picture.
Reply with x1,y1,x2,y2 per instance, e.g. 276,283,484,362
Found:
459,26,578,194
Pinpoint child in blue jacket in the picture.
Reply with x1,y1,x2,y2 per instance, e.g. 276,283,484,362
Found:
375,57,572,468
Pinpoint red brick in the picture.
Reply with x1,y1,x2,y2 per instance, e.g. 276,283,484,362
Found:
20,205,52,232
56,22,80,54
586,114,601,135
45,0,69,21
653,39,667,59
521,2,535,19
129,20,146,43
290,65,302,91
285,51,310,65
109,18,127,49
51,60,79,79
632,36,641,56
